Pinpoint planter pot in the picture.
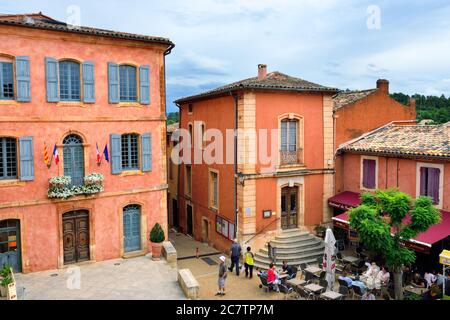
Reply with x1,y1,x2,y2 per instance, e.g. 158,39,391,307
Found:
0,285,6,297
151,242,163,260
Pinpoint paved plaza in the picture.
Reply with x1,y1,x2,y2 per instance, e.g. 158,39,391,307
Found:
12,255,184,300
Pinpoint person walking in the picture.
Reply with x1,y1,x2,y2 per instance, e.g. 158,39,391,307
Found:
228,238,242,276
216,256,227,296
244,246,254,279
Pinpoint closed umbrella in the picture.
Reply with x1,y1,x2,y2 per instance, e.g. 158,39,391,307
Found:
323,228,336,290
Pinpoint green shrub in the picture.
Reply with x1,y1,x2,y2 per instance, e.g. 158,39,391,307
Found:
0,265,11,278
0,275,13,287
150,223,165,243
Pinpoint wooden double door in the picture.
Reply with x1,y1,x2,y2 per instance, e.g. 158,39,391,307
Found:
281,187,298,229
63,211,90,265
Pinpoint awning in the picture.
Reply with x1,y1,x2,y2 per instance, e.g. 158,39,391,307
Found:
328,191,361,210
332,210,450,252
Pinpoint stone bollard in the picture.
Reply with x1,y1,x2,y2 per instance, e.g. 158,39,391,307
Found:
178,269,199,300
162,241,177,268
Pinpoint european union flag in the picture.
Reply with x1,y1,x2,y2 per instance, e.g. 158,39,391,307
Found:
103,144,109,163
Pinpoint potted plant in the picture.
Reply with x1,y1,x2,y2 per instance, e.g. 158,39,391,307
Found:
314,224,326,239
149,223,165,259
0,265,12,297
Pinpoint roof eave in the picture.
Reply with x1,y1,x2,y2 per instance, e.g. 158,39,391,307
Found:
0,20,174,47
175,85,338,105
340,149,450,162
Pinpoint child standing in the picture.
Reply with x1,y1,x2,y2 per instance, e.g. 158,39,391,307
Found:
244,246,254,279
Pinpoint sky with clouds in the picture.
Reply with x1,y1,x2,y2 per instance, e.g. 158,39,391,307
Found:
1,0,450,112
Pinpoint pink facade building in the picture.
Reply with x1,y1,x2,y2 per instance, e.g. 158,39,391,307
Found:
0,13,173,273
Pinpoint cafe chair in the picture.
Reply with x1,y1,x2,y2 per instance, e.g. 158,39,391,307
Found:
297,286,315,300
352,285,364,300
338,286,349,300
319,279,328,293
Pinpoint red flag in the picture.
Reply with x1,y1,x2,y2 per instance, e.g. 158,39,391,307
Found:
96,143,101,164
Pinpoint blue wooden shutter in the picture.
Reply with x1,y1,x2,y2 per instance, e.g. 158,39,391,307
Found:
82,61,95,103
141,133,152,172
45,57,59,102
110,134,122,174
108,62,119,103
15,56,31,102
139,65,150,104
19,136,34,181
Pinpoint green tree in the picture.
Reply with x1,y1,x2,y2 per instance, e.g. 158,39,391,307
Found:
349,189,441,300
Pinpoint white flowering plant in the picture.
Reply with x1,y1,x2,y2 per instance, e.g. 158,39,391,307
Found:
48,173,104,199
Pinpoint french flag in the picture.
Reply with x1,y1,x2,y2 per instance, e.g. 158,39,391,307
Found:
53,144,59,165
96,143,101,164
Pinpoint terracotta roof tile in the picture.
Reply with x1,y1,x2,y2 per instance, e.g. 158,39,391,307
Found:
340,123,450,159
175,71,338,103
0,13,173,47
333,89,377,110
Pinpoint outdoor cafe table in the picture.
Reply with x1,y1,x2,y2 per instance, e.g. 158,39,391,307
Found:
343,256,359,264
286,278,306,287
304,283,324,294
305,266,322,274
404,285,429,296
320,291,343,300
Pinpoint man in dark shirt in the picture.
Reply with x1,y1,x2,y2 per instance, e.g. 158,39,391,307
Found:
281,260,294,279
228,239,242,276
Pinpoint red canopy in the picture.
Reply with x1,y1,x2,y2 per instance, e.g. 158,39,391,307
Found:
328,191,361,210
332,210,450,248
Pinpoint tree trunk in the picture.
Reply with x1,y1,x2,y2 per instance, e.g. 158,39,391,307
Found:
393,266,404,300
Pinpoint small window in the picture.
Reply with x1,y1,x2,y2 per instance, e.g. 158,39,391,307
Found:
362,159,377,189
185,165,192,196
59,60,81,101
119,65,137,102
0,137,17,180
188,124,193,147
0,62,14,100
188,103,193,113
209,170,218,209
419,167,441,205
121,134,139,170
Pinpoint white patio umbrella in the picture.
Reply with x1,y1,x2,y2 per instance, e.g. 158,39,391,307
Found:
323,228,337,290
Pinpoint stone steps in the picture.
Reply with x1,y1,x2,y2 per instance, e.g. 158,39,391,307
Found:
253,228,324,270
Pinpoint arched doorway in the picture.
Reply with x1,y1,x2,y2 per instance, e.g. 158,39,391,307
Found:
63,134,84,186
63,210,90,264
0,220,21,272
281,186,298,229
123,205,141,253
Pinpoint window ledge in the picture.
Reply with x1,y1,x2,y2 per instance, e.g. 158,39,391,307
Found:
0,100,20,106
209,206,219,213
56,102,88,108
120,170,144,177
0,179,26,188
117,102,145,108
360,187,377,192
276,164,306,171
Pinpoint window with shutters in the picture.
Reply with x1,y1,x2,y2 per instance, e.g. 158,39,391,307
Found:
121,134,139,170
417,163,443,206
188,123,194,147
63,134,84,186
209,169,219,210
119,65,137,102
0,61,14,100
59,60,81,101
280,117,303,165
361,157,378,190
0,137,17,180
185,165,192,197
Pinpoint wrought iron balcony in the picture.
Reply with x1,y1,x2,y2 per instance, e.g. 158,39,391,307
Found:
280,149,303,166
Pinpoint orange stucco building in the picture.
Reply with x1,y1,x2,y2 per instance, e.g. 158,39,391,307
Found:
174,65,338,255
333,79,416,195
0,13,173,272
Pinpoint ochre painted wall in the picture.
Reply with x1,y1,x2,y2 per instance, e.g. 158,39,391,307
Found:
0,25,169,272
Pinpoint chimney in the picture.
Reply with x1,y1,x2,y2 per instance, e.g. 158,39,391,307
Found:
258,64,267,80
408,97,416,109
376,79,389,95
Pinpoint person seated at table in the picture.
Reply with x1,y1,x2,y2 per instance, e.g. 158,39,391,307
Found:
338,272,353,287
436,270,446,286
424,270,437,288
422,283,441,300
267,263,281,293
281,261,295,280
362,289,376,300
352,276,367,294
411,273,426,288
